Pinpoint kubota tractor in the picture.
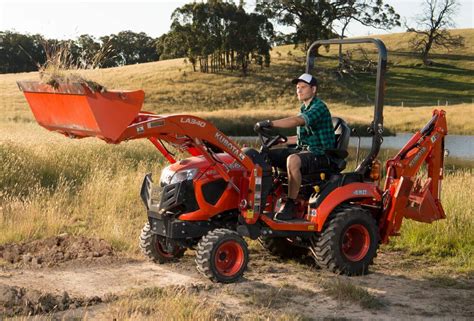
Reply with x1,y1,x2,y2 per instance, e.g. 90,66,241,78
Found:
19,38,447,283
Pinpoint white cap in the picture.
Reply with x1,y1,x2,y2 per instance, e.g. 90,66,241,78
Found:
291,73,318,86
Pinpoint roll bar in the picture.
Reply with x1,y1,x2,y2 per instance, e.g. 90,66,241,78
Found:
305,38,387,177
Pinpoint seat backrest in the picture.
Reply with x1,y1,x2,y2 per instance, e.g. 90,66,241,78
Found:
332,117,350,153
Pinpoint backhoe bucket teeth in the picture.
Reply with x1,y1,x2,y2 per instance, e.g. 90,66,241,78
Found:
18,81,144,142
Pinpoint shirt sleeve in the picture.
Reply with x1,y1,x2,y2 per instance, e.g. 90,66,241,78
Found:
297,101,324,130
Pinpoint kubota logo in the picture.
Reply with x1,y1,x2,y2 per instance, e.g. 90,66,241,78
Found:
215,132,245,161
180,117,206,128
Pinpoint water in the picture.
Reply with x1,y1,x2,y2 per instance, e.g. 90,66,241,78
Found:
233,134,474,160
349,134,474,159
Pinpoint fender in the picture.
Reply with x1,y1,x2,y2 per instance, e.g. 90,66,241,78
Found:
310,182,382,231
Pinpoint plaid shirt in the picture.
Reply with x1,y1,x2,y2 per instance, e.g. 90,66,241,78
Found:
297,97,335,155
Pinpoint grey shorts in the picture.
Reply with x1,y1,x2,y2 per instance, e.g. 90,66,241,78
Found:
267,147,331,174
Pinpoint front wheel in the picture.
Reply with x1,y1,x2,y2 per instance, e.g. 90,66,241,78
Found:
195,229,249,283
139,222,186,263
312,206,379,275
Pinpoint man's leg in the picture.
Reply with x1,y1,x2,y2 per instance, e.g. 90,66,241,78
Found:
274,154,301,220
286,154,302,200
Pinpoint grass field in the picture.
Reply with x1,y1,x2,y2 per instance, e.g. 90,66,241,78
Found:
0,30,473,275
0,29,472,135
0,124,472,273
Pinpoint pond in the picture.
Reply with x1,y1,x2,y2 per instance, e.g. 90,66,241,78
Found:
232,134,474,160
350,134,474,160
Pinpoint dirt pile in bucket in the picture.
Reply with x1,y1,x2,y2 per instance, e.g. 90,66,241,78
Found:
0,235,114,268
0,284,106,317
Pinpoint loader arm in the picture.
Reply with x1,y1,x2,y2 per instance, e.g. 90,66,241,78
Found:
379,110,448,243
18,81,263,224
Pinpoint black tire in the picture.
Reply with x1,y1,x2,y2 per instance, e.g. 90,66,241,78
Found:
195,229,249,283
312,206,379,275
139,222,185,263
259,236,309,259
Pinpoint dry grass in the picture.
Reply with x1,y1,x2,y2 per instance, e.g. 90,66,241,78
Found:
388,169,474,272
321,278,385,310
103,286,230,321
0,30,472,273
38,40,110,91
1,29,473,133
0,122,472,271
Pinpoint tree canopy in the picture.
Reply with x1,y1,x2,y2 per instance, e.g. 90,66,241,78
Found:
255,0,400,50
407,0,464,65
158,1,274,74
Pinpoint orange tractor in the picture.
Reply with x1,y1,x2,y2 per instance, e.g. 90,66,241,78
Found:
19,39,447,283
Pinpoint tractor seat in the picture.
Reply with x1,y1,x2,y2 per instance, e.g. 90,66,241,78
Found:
277,117,351,185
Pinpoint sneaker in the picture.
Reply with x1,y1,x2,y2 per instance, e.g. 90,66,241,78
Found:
274,199,296,221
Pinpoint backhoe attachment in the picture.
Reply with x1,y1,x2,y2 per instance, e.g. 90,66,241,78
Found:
380,110,447,243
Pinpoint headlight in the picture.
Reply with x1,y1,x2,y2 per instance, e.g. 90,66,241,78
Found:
159,166,175,186
170,168,198,184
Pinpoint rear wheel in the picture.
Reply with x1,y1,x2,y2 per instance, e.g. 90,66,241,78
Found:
139,222,185,263
312,206,379,275
259,236,309,259
195,229,249,283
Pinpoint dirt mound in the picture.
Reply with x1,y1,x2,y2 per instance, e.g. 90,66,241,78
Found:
0,284,106,317
0,235,114,268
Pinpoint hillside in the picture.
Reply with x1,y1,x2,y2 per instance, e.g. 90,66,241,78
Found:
0,29,472,135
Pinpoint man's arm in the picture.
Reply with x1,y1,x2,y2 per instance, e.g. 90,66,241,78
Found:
286,135,297,144
271,116,305,128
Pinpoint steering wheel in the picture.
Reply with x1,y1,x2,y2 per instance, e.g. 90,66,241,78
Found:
255,126,288,151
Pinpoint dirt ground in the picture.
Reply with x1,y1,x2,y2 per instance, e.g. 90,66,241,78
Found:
1,235,473,320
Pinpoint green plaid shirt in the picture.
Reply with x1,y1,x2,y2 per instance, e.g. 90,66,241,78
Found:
297,97,335,155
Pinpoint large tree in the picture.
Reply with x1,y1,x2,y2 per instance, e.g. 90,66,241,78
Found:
255,0,400,51
164,1,273,74
407,0,464,65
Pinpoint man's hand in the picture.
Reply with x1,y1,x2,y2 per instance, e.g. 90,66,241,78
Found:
254,119,272,132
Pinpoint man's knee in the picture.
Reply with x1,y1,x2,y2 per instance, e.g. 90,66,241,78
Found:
286,154,301,173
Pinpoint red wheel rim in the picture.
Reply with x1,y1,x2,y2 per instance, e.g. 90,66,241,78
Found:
341,224,370,262
155,239,174,258
214,240,245,277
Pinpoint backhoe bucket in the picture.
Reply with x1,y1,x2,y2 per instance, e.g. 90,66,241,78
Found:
18,81,144,142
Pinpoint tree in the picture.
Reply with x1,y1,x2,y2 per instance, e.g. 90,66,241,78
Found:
407,0,464,65
99,31,158,67
255,0,400,52
163,1,273,75
0,32,45,73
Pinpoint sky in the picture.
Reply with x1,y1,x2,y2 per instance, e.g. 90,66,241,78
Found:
0,0,473,41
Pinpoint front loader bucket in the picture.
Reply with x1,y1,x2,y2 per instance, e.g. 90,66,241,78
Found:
18,81,144,142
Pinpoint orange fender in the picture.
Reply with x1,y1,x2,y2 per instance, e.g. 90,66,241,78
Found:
310,182,382,231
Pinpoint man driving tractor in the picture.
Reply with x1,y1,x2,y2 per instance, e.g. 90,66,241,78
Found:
254,73,336,221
